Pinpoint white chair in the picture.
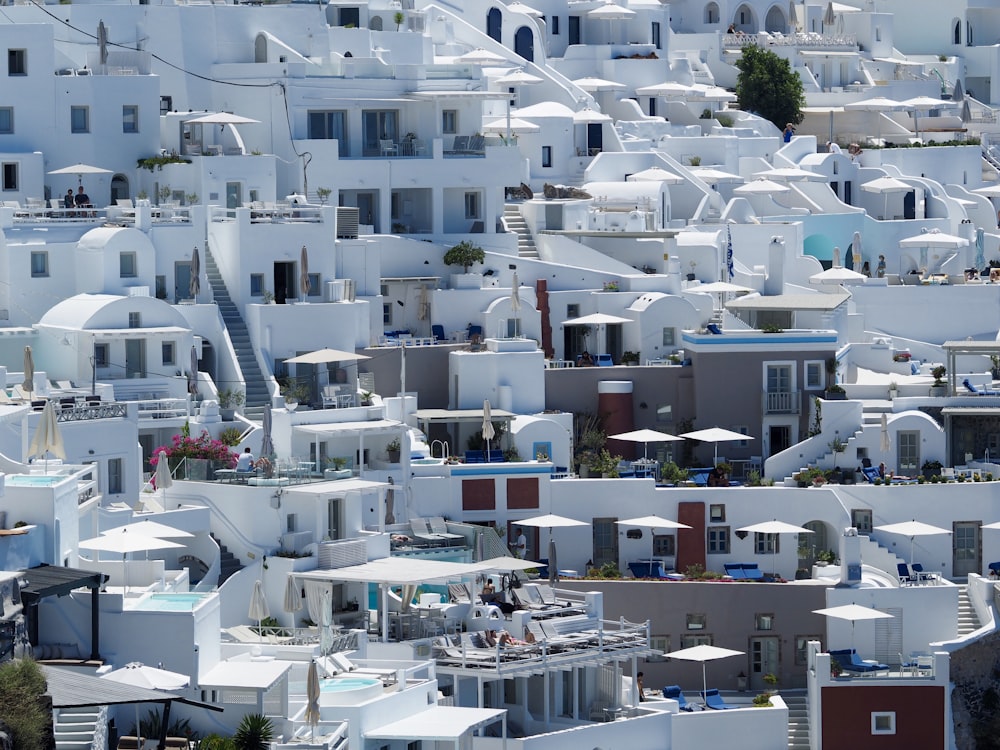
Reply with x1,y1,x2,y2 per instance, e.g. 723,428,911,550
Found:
379,139,398,156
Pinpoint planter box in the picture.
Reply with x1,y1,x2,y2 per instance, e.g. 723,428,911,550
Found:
824,390,847,400
324,469,353,480
451,273,483,289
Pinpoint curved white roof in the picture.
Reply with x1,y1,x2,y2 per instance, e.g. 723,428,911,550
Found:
39,294,191,331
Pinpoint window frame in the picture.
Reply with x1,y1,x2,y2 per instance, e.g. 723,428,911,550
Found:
162,341,176,366
755,613,774,631
755,532,778,554
30,251,48,278
709,503,725,522
307,272,321,297
464,191,481,220
71,105,90,134
120,252,137,278
679,634,712,649
662,326,676,346
250,273,265,297
804,359,825,390
707,525,730,554
686,613,707,630
542,145,552,168
2,162,16,191
0,107,12,134
128,312,141,328
94,343,110,368
871,712,895,735
122,105,139,133
7,49,25,76
646,635,669,662
652,534,675,557
442,109,458,135
795,636,821,665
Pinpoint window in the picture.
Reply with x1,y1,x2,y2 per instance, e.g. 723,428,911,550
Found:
755,613,774,631
464,191,480,220
710,504,725,522
0,107,12,134
898,430,919,472
662,327,675,346
679,634,712,649
552,16,559,34
567,303,579,318
755,532,778,554
656,403,672,423
652,534,675,556
108,457,123,494
795,636,821,665
871,712,895,735
851,509,872,534
128,312,141,328
287,513,297,533
647,635,669,661
307,110,348,156
707,526,729,554
94,343,109,367
122,105,139,133
308,272,321,297
162,341,175,366
7,49,25,76
442,109,458,134
686,613,706,630
2,162,16,191
805,360,824,389
71,106,89,133
735,425,750,447
250,273,265,296
383,302,392,325
120,252,137,278
542,146,552,168
155,275,166,299
160,96,173,115
30,251,48,278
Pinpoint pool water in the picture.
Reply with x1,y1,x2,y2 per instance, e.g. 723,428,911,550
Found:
134,592,213,611
7,474,65,486
320,677,381,693
320,676,384,705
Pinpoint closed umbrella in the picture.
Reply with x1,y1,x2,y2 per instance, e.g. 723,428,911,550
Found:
666,644,743,702
851,231,862,270
482,400,496,461
97,20,108,66
189,246,201,300
283,576,303,614
880,413,891,454
976,228,986,270
188,346,199,396
154,450,172,501
416,285,429,321
874,520,951,566
510,271,522,313
29,401,66,471
22,346,33,401
305,660,321,740
249,579,270,643
813,603,893,651
300,246,311,298
736,520,814,577
319,587,334,656
260,405,274,459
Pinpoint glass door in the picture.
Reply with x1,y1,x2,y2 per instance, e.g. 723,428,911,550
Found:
125,339,146,378
749,636,779,690
592,517,618,568
362,110,398,156
953,522,980,578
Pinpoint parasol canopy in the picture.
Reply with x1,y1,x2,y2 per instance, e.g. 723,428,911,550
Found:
666,644,744,700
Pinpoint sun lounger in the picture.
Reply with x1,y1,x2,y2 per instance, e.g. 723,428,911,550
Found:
409,518,445,545
663,685,702,711
702,688,735,709
962,378,999,395
428,516,464,544
830,648,889,674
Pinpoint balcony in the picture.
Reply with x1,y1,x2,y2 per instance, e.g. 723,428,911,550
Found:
763,390,800,414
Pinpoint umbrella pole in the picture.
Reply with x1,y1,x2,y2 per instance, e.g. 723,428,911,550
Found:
702,662,707,703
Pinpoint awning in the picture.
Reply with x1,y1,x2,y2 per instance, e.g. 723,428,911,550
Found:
413,408,515,423
365,706,506,741
285,478,389,497
296,558,489,585
19,564,104,603
199,660,292,689
42,665,221,712
726,293,850,312
562,313,632,326
294,419,403,438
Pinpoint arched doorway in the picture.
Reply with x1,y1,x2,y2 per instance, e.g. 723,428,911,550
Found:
514,26,534,61
370,15,383,30
704,2,720,24
764,5,786,32
801,520,833,569
487,7,502,42
733,3,758,33
111,174,129,203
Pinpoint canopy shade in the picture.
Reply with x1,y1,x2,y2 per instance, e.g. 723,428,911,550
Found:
733,178,790,195
455,48,509,65
616,515,691,530
562,313,631,326
80,532,183,555
366,706,506,741
861,176,912,193
284,348,370,364
573,108,612,123
737,520,814,535
483,117,540,133
588,2,636,19
810,266,868,285
691,281,754,293
572,77,627,91
752,167,824,182
47,163,113,176
844,97,906,111
898,229,969,248
874,520,950,565
495,69,543,86
691,167,743,183
101,663,189,691
635,82,695,97
666,644,744,700
514,514,588,529
609,428,684,443
681,427,752,443
627,166,684,183
477,556,543,572
183,112,261,125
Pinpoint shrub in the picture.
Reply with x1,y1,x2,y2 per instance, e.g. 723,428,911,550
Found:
151,430,236,468
0,659,51,750
752,692,773,707
218,427,242,447
233,713,274,750
660,461,688,483
443,240,486,273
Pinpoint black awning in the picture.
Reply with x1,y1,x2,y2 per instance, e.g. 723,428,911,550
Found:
18,564,105,605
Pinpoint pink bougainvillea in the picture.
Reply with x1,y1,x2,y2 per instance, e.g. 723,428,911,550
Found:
151,430,236,468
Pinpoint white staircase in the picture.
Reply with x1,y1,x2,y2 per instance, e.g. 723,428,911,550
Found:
54,706,101,750
857,533,907,580
783,691,809,750
503,203,539,259
957,585,981,636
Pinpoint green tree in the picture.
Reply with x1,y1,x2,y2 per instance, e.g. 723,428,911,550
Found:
0,659,52,750
443,240,486,273
233,713,274,750
734,44,805,131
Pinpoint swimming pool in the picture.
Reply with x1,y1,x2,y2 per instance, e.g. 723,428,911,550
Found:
320,676,382,705
7,474,66,486
133,592,213,612
411,458,445,465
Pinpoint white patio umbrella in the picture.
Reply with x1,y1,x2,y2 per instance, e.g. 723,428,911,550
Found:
506,1,543,17
183,112,260,155
455,48,509,65
102,519,193,539
608,428,684,460
573,77,627,92
880,413,891,454
680,426,753,465
752,167,824,182
483,117,540,134
515,513,589,585
628,166,684,184
588,1,635,44
47,162,113,186
686,84,738,103
102,662,190,740
616,515,692,561
300,245,311,298
79,532,182,594
861,176,912,221
972,185,1000,198
478,556,544,572
666,644,744,701
899,228,969,249
809,266,867,286
903,96,956,141
635,81,696,98
737,520,813,576
29,400,66,472
572,108,612,124
844,96,906,144
482,400,496,461
249,579,270,643
874,519,951,565
305,660,321,740
189,245,200,300
562,313,631,356
733,178,790,196
495,69,543,86
284,348,371,364
154,450,172,501
813,603,893,651
691,167,743,185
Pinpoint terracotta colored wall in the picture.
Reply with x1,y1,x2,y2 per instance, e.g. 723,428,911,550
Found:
507,477,539,510
598,390,633,452
537,279,552,357
461,479,496,511
676,501,706,572
821,685,945,749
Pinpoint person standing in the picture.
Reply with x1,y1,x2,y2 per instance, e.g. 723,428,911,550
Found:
783,123,795,143
63,189,75,209
637,672,646,702
512,527,527,559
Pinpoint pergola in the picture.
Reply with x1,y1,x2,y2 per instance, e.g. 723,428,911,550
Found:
942,340,1000,395
19,564,106,661
413,408,516,456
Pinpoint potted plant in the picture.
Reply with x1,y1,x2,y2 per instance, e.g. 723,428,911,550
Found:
824,383,847,400
888,381,898,400
324,456,352,480
217,388,245,421
280,379,310,410
930,365,948,396
316,187,332,205
621,351,640,366
922,459,943,481
386,438,401,463
589,448,622,478
360,390,374,406
261,289,275,304
394,10,405,30
828,436,846,467
443,240,486,288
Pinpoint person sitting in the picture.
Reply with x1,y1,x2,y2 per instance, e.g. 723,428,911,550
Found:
578,351,594,367
75,185,92,208
63,189,75,211
861,261,871,277
480,579,496,602
485,629,529,648
726,22,736,33
707,464,728,487
235,447,255,473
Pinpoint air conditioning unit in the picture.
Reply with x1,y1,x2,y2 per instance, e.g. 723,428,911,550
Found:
127,286,150,297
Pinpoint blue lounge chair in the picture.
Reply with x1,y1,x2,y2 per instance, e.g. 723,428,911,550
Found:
741,563,764,581
663,685,701,711
861,465,882,483
432,324,446,342
963,378,999,396
707,323,723,335
724,563,747,580
830,649,889,674
595,353,614,366
989,561,1000,577
897,562,916,585
701,689,735,710
464,450,485,463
